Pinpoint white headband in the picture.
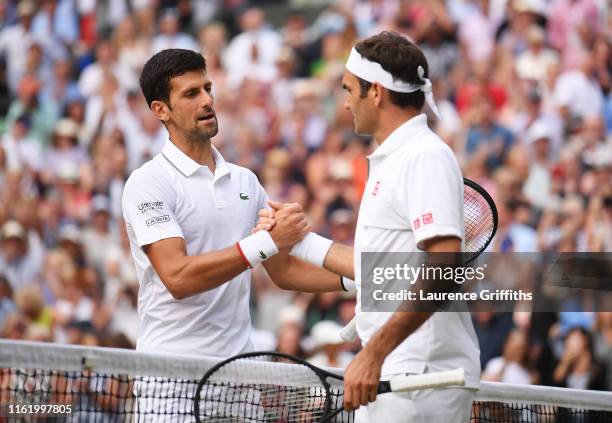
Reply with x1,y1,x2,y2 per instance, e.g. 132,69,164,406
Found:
345,47,440,119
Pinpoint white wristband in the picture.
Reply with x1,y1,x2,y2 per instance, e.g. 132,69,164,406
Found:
341,276,356,293
290,232,333,267
237,231,279,268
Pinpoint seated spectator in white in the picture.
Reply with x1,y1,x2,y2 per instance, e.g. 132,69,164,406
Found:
483,329,537,384
81,195,117,274
276,318,306,359
225,7,282,87
308,320,354,368
116,91,167,171
150,8,198,54
43,118,87,182
1,115,44,174
113,16,151,77
523,120,554,210
78,40,136,98
0,220,44,290
516,26,560,84
83,72,130,145
457,0,495,63
554,56,604,123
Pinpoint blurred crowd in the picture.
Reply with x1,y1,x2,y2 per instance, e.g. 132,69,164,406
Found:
0,0,611,393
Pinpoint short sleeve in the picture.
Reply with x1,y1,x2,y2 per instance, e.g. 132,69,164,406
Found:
403,152,463,250
122,170,184,247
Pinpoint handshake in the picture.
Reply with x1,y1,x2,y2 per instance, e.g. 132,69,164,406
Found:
253,200,310,250
236,200,333,270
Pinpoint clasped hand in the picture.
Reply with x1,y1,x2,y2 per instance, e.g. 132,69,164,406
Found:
254,201,309,249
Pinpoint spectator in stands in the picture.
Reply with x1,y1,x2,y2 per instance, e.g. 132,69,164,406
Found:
5,74,58,147
0,274,15,329
483,328,538,384
309,320,353,368
0,220,43,290
553,327,607,390
594,312,612,390
150,8,198,54
225,7,282,86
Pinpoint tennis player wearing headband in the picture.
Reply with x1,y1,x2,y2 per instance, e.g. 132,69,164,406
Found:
258,31,480,422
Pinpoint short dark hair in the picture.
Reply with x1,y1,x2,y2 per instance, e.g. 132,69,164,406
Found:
354,31,428,110
139,49,207,108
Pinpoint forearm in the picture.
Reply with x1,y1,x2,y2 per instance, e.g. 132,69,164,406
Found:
263,251,344,292
323,243,355,279
553,359,571,383
363,311,432,359
365,237,462,359
156,245,248,299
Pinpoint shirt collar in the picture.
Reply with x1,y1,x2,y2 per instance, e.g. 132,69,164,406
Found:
369,113,429,159
162,140,230,179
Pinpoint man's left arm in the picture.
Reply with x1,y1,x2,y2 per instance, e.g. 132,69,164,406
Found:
344,150,465,410
342,236,461,410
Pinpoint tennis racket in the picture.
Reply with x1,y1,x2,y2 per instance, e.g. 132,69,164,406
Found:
193,351,465,423
339,177,497,342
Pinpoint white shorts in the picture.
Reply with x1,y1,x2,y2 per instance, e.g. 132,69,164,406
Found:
354,387,476,423
134,378,265,423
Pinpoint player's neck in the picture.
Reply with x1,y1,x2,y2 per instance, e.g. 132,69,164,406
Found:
374,108,421,145
171,135,216,173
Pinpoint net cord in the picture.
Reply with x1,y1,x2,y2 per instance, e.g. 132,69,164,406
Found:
2,340,612,412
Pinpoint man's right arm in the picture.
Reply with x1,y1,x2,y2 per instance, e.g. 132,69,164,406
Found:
143,238,254,300
123,173,307,300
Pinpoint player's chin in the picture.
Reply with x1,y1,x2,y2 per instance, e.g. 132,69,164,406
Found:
196,120,219,137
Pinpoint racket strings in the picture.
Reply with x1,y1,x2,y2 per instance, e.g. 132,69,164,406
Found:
196,355,338,422
464,186,496,258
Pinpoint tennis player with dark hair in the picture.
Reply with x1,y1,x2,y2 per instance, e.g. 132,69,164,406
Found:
260,31,480,422
122,48,346,420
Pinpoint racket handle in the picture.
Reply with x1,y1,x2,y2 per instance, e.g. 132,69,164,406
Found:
339,317,358,342
386,368,465,393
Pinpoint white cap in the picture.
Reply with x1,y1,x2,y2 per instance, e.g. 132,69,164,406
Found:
1,220,26,241
526,120,552,144
279,305,305,325
311,320,344,346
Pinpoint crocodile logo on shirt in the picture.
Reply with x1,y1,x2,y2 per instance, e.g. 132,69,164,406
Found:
258,250,267,259
240,193,250,200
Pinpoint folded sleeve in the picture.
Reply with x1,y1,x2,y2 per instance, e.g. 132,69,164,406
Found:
402,152,464,250
122,170,184,247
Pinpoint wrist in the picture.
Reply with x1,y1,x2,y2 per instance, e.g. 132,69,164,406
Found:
362,342,387,364
237,231,279,268
290,232,333,267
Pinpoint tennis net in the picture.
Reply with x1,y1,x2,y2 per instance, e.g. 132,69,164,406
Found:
1,340,612,422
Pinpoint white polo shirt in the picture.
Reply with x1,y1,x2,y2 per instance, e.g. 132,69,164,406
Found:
122,140,267,357
354,114,480,388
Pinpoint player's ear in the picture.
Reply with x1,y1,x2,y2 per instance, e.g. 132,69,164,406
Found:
371,82,383,107
151,100,171,123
